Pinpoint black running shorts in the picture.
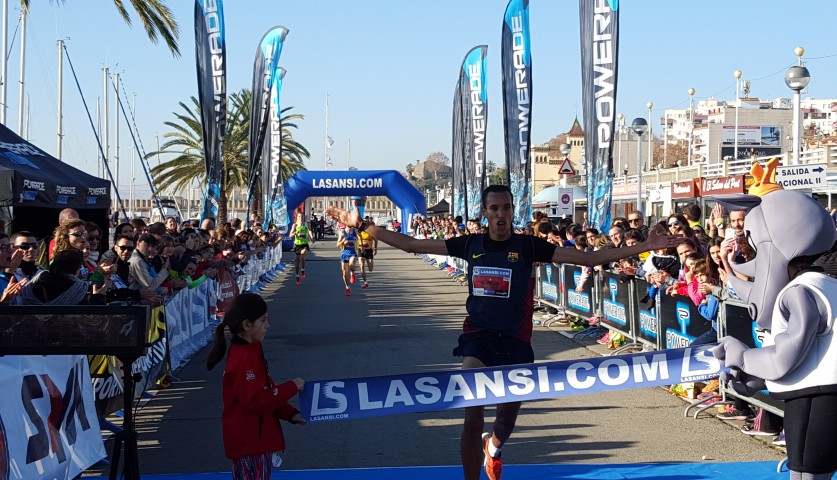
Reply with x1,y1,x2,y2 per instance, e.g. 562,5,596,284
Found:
453,330,534,367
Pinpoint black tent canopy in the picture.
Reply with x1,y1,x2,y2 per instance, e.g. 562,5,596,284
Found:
0,123,111,241
427,199,450,216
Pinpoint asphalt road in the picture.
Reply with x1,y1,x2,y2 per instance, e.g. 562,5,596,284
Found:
96,240,785,475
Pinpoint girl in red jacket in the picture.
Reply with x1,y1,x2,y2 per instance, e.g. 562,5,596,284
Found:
206,293,305,479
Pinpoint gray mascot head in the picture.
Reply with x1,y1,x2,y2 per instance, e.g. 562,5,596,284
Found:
715,158,836,328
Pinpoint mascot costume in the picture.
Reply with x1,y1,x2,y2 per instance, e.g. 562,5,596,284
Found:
712,158,837,480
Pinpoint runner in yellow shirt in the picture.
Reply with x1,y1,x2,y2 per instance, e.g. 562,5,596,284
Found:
357,217,378,289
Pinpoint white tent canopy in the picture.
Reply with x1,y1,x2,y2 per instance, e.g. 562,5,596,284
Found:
532,185,586,206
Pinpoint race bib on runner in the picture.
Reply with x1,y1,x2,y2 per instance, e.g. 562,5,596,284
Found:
471,266,511,298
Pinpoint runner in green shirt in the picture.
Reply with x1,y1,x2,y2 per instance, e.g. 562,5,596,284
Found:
289,212,314,285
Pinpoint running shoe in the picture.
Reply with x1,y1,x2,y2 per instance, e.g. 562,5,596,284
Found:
772,432,786,447
295,276,300,286
301,271,306,279
716,405,754,421
482,433,502,480
350,271,356,284
363,282,369,289
345,287,351,296
740,423,779,436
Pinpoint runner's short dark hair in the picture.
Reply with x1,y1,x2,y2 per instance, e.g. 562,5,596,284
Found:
481,184,513,209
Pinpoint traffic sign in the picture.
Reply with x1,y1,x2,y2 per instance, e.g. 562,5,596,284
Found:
558,158,576,175
775,163,827,190
557,187,574,216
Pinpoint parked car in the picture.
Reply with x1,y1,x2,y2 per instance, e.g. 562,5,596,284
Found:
149,199,182,225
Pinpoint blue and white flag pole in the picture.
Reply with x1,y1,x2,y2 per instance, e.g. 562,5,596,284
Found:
300,345,724,423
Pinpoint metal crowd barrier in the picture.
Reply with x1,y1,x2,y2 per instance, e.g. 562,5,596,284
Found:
534,264,785,420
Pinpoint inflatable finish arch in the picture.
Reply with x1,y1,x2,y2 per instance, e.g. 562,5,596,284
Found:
283,170,426,234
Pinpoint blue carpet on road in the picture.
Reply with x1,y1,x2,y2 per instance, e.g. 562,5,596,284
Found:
89,461,793,479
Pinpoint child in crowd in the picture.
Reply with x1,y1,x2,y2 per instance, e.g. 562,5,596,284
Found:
206,293,306,479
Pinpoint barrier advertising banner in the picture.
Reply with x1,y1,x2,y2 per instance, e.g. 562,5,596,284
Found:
634,279,661,348
459,46,488,220
195,0,226,222
502,0,532,228
564,265,592,315
263,67,288,233
658,298,713,349
579,0,619,231
541,264,559,302
248,26,289,226
452,81,467,219
601,273,630,334
300,346,722,423
0,355,105,479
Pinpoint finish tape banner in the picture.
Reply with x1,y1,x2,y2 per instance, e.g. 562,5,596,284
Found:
300,345,722,423
0,355,105,479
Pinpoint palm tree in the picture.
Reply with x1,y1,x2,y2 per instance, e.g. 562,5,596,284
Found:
23,0,180,56
148,89,309,223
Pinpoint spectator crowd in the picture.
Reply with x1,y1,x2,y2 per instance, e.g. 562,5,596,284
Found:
0,209,281,308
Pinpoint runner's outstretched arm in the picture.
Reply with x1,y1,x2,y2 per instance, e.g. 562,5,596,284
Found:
327,202,449,256
553,230,683,267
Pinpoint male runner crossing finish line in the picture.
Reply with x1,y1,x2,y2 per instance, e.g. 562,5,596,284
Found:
327,185,682,480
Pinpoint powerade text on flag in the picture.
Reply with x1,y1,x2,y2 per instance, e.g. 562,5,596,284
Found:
502,0,532,228
460,46,488,220
579,0,619,231
195,0,226,222
263,67,288,233
451,81,466,219
299,345,723,422
248,26,289,226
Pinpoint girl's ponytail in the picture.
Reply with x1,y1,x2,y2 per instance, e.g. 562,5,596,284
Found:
206,322,228,370
205,293,268,370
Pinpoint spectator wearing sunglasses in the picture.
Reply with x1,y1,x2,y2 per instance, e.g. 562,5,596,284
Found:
52,219,88,261
9,231,41,282
84,222,105,262
666,213,695,239
627,210,649,238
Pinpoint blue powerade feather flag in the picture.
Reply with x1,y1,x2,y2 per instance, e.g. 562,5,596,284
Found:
451,81,466,219
247,26,289,227
579,0,619,231
195,0,226,222
263,68,288,233
300,346,724,423
502,0,532,228
460,46,488,221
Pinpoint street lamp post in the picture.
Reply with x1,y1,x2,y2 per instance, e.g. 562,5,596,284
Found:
632,117,648,212
646,102,654,171
559,143,572,187
733,69,742,161
617,113,624,177
785,47,810,165
688,88,695,165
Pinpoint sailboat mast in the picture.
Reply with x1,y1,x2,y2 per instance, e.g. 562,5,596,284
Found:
56,40,63,160
16,5,25,136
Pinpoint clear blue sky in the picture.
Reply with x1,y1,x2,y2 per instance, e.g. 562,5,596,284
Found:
10,0,837,198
